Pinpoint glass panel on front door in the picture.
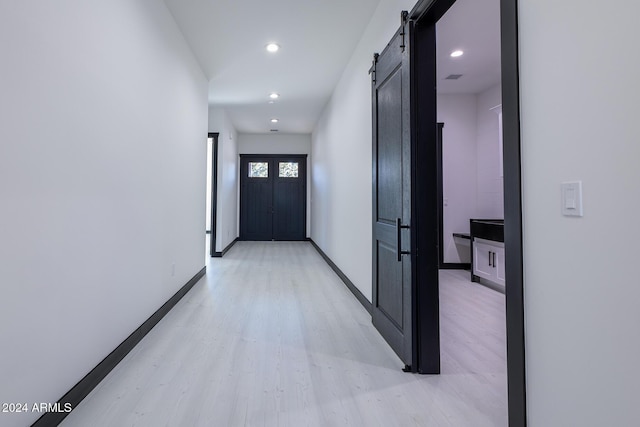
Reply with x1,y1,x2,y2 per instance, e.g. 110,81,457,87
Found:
249,162,268,178
278,162,298,178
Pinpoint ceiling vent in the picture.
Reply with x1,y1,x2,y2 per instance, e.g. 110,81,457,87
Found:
445,74,463,80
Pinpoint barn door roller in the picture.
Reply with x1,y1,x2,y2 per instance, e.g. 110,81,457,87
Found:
400,11,408,52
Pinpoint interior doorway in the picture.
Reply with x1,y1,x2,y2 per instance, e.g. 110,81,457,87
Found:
206,133,219,258
412,0,525,424
434,1,508,424
435,121,473,270
371,0,525,425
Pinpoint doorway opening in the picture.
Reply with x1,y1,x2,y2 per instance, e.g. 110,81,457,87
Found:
371,0,525,425
206,132,219,258
412,0,525,424
434,0,508,419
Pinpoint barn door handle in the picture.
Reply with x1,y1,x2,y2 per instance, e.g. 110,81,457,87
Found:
396,218,411,262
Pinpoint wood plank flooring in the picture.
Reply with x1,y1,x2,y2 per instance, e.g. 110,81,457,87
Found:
61,242,506,426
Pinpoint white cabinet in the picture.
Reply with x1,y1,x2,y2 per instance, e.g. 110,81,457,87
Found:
473,238,505,288
495,246,506,285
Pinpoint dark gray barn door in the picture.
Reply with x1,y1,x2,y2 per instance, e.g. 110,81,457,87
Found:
240,155,306,241
371,24,414,367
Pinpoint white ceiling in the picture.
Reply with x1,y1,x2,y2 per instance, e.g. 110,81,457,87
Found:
163,0,500,134
163,0,382,134
436,0,501,94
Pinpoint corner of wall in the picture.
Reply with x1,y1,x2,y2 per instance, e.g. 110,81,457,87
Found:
208,107,239,252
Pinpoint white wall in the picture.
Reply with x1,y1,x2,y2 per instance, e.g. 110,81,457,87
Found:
0,1,208,426
438,85,502,264
438,94,478,263
519,1,640,425
311,0,418,301
209,108,239,252
476,83,503,218
238,133,312,237
238,133,311,155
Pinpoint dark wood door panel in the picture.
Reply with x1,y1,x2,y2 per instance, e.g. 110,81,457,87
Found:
274,180,304,240
375,34,404,85
376,68,403,224
376,242,403,328
372,24,414,367
243,180,272,240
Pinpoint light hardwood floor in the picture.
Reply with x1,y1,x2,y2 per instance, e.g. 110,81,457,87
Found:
62,242,506,426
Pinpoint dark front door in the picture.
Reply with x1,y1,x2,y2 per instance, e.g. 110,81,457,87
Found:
371,24,414,368
273,156,306,240
240,157,273,240
240,155,306,241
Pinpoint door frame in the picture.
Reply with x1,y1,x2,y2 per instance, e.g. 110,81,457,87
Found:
409,0,526,425
435,122,470,270
208,132,219,257
239,154,308,241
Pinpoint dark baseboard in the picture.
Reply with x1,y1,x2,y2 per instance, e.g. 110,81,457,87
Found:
211,237,238,258
309,239,372,315
440,263,470,270
32,266,207,427
472,275,506,295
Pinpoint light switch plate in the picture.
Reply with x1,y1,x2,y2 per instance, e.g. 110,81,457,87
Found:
562,181,583,217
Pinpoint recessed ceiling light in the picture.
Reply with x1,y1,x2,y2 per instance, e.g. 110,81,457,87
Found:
450,50,464,58
271,118,279,123
269,93,279,99
266,43,280,53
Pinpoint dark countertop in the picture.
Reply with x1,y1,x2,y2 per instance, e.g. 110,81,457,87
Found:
453,232,471,239
470,219,504,242
472,220,503,225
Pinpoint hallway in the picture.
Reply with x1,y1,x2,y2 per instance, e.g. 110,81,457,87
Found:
61,242,506,426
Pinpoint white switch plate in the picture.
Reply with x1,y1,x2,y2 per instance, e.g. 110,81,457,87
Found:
561,181,583,217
